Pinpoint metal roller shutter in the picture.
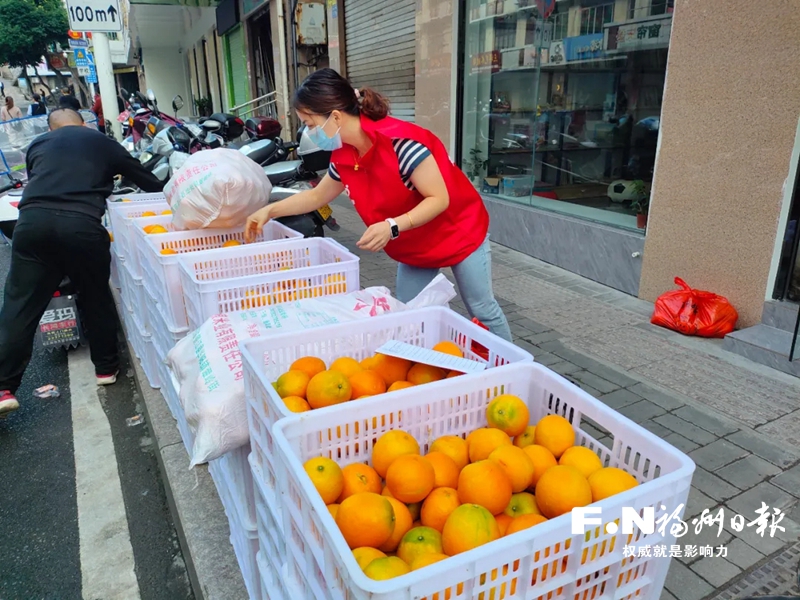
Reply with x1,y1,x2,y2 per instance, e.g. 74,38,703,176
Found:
344,0,416,122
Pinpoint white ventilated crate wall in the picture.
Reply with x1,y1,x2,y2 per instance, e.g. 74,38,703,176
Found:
138,221,302,330
240,305,533,535
208,449,259,600
106,198,170,269
178,237,360,330
144,284,188,362
272,362,695,600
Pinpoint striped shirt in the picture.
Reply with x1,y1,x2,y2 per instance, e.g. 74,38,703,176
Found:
328,139,431,191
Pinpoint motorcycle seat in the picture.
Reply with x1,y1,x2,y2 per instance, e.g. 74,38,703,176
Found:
263,160,301,185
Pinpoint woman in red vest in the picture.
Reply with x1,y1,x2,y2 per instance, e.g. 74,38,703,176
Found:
246,69,511,341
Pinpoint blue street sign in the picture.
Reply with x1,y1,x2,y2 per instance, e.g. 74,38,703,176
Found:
74,48,89,66
87,65,97,84
68,39,89,48
86,51,95,66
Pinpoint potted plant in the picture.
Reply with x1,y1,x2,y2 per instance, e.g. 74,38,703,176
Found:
630,180,650,229
466,147,488,186
194,96,213,117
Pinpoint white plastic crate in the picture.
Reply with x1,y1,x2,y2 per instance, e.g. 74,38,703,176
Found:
208,455,259,600
106,199,171,269
157,358,180,421
272,362,695,600
240,306,532,517
178,237,360,330
209,444,257,531
258,552,293,600
250,454,287,575
110,247,121,290
109,192,167,203
140,330,161,389
121,304,142,359
144,285,188,362
139,221,302,330
168,372,194,454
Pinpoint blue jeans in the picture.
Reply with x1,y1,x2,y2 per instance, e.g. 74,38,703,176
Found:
395,235,512,342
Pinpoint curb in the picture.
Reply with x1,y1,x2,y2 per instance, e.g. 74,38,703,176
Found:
117,297,248,600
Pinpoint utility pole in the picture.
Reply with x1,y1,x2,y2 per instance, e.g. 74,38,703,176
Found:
92,33,120,138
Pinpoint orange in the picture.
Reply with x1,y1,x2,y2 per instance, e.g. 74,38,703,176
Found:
486,394,530,437
388,381,415,392
505,513,547,536
338,463,382,501
522,444,558,489
330,356,363,378
379,497,414,552
291,356,327,379
587,467,638,502
513,426,536,449
407,501,421,522
446,371,462,378
275,370,310,399
364,354,412,386
534,465,592,519
304,456,344,504
353,547,386,571
364,556,411,580
467,428,512,463
349,369,387,399
433,341,464,357
222,240,241,247
381,484,394,498
372,430,420,478
161,210,172,215
160,248,178,255
386,455,435,503
140,211,157,217
407,363,447,385
409,552,448,571
327,504,339,519
397,526,443,565
421,487,460,532
457,460,512,515
503,492,540,518
495,513,514,536
306,370,352,409
423,452,460,489
283,396,310,413
489,445,535,493
442,504,500,555
430,435,469,471
335,492,395,549
108,231,114,242
559,446,603,478
534,414,575,458
144,224,168,234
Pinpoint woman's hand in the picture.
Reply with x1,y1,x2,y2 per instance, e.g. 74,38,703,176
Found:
245,205,273,243
357,221,392,252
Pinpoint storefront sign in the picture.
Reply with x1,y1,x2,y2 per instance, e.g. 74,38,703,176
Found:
605,16,672,53
548,41,565,65
563,33,604,62
470,50,501,74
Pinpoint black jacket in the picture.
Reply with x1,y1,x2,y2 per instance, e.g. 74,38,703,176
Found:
19,125,165,220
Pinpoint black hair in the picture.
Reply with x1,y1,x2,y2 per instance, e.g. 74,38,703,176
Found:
292,68,390,121
59,95,81,111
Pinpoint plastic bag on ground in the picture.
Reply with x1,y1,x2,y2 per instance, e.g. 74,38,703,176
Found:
164,148,271,230
167,275,456,467
651,277,738,338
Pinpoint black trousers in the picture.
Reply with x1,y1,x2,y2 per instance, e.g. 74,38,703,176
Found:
0,208,119,393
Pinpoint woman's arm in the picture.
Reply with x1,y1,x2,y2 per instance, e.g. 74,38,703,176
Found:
245,173,344,242
357,155,450,252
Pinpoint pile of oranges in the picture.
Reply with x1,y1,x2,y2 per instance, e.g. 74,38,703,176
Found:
274,342,466,413
242,273,346,308
302,395,640,582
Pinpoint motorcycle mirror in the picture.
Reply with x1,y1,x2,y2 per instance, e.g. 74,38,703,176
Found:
119,87,130,100
172,95,184,112
147,89,156,103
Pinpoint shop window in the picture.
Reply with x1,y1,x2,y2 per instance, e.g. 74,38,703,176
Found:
460,0,672,232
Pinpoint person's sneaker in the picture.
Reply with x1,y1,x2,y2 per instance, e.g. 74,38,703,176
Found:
96,371,119,386
0,390,19,417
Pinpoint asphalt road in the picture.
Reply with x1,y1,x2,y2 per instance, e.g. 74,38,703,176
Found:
0,241,194,600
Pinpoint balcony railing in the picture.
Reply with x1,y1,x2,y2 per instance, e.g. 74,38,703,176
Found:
230,91,278,120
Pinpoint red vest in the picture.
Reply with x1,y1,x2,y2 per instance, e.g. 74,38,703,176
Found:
331,115,489,269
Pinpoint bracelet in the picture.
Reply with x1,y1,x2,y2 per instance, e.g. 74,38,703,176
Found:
406,212,414,228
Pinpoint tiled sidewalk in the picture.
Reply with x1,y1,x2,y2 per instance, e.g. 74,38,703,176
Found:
328,198,800,600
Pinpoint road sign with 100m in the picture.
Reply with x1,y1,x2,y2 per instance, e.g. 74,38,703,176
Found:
66,0,122,32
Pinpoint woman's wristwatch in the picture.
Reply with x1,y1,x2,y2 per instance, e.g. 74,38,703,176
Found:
385,218,400,239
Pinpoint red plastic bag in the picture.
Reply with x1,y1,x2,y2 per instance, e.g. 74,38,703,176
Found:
651,277,739,338
470,318,490,360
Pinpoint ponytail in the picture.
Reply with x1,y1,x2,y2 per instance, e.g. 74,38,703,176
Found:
356,87,390,120
293,68,391,120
